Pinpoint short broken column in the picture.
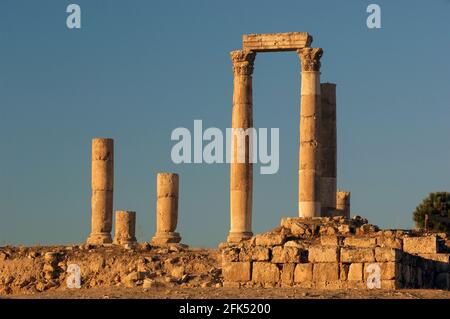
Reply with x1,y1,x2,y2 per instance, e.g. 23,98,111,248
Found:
297,48,323,218
228,50,256,243
336,190,351,218
87,138,114,244
152,173,181,245
113,210,137,245
320,83,337,216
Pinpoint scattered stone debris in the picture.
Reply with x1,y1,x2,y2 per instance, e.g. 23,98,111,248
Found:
0,245,220,296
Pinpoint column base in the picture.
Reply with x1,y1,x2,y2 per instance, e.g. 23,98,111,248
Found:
298,201,321,218
151,232,181,245
86,232,112,245
113,236,137,245
227,231,253,243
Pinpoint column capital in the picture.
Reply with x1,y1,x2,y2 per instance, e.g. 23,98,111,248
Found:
230,50,256,76
297,48,323,72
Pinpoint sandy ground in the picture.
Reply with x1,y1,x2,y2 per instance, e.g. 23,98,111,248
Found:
6,287,450,299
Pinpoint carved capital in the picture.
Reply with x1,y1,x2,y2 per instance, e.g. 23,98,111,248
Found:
230,50,256,76
298,48,323,72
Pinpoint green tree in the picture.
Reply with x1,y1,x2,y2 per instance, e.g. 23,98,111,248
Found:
413,192,450,232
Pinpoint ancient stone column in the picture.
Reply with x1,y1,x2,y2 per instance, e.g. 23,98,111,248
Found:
336,190,351,218
152,173,181,245
87,138,114,244
113,210,137,245
320,83,337,216
297,48,323,218
228,50,256,243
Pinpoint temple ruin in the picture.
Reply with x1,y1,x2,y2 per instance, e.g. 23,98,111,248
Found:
1,32,449,296
228,32,350,243
221,32,450,290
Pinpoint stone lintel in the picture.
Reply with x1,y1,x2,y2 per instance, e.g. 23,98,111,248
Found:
242,32,312,52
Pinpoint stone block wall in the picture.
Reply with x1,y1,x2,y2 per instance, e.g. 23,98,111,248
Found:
220,217,450,290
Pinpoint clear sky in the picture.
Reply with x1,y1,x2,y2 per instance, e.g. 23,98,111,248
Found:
1,0,449,247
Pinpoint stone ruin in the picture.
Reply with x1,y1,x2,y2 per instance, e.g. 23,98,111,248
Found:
220,216,450,289
221,32,450,290
1,32,449,295
227,32,348,243
85,138,183,247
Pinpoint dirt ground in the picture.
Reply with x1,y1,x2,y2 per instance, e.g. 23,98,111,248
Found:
6,286,450,299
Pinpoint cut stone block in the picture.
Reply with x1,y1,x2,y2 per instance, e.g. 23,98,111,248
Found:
320,235,339,246
313,263,339,282
375,247,402,262
251,246,270,261
341,248,375,263
255,233,286,246
281,264,296,286
403,236,438,254
272,246,306,263
294,263,313,283
381,279,402,290
376,237,402,249
222,262,251,282
363,262,399,281
348,263,364,281
252,262,280,284
308,246,339,263
344,237,377,248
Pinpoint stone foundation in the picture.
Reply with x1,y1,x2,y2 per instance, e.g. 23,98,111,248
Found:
220,217,450,290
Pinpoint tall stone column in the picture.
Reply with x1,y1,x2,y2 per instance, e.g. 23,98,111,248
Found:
152,173,181,245
87,138,114,244
297,48,323,218
320,83,337,216
228,50,256,243
113,210,137,245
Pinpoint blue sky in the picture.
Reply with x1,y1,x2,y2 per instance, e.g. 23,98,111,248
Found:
0,0,449,247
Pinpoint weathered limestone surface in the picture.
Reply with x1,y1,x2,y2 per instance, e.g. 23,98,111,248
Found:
336,190,351,217
242,32,312,52
222,262,251,282
344,237,377,248
113,211,137,245
252,262,280,284
87,138,114,244
298,48,323,218
308,246,339,263
320,83,337,216
403,236,439,254
228,50,256,243
152,173,181,245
